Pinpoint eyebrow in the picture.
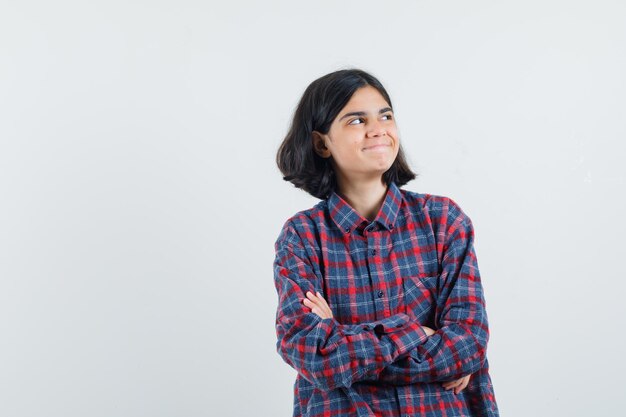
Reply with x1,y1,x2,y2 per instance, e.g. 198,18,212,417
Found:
338,107,393,121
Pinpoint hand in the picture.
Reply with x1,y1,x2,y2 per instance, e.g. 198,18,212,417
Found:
442,374,471,394
421,325,436,336
302,291,333,319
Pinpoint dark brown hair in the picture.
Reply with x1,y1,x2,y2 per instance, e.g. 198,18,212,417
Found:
276,68,417,200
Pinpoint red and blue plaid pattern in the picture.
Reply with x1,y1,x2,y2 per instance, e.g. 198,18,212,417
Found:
273,181,499,416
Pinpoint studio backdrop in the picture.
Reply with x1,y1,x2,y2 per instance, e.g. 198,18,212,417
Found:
0,1,624,416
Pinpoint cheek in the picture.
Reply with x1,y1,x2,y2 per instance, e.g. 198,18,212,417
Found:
391,140,401,159
391,129,400,147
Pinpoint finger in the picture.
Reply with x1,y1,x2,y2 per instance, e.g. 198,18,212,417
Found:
309,291,332,317
303,297,321,312
304,302,322,318
446,378,463,388
454,376,470,394
454,383,467,394
454,382,465,394
306,291,319,301
309,291,327,306
442,379,461,390
305,292,323,308
307,291,323,304
454,381,464,394
303,295,331,319
304,291,333,319
449,379,462,387
316,291,329,306
316,292,333,317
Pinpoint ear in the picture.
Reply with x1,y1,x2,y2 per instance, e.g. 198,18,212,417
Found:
312,131,332,158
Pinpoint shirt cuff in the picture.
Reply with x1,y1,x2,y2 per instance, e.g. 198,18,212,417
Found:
372,313,429,356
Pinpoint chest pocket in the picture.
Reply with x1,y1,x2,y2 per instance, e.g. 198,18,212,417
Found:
387,226,440,326
401,274,438,327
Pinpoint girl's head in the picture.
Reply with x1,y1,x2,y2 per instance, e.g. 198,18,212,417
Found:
276,68,416,200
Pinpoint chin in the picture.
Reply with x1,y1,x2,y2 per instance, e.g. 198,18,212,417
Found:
374,163,394,173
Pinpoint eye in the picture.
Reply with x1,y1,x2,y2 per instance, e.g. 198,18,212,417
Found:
382,114,393,121
348,118,364,125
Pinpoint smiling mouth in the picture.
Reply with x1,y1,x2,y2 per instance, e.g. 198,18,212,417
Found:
363,144,390,151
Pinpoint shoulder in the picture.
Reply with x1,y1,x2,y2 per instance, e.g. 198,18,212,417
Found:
400,188,472,229
274,200,328,247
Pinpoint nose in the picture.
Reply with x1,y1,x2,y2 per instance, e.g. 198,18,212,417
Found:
366,119,386,137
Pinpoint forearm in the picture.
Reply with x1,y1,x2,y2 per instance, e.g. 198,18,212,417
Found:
276,311,429,390
294,289,487,387
373,321,488,385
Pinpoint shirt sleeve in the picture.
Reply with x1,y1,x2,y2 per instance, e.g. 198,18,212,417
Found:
273,220,429,391
372,208,490,385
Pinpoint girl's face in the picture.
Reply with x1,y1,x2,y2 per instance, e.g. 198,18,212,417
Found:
313,85,400,184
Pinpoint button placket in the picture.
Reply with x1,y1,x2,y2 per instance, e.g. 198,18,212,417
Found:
366,230,391,319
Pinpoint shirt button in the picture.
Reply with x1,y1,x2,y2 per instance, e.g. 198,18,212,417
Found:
344,227,350,233
389,223,394,230
371,249,376,255
377,290,384,298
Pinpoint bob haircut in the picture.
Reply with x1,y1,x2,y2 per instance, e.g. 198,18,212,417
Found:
276,68,417,200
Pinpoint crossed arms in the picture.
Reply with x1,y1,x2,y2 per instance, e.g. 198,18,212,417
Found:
273,214,489,392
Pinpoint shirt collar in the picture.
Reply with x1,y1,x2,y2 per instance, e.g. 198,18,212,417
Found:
327,181,404,235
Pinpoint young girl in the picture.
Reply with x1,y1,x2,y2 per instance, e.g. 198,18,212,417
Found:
273,69,499,417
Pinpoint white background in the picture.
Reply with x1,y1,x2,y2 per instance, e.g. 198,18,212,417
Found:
1,1,625,416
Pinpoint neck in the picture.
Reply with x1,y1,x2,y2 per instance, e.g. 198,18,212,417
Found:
335,175,388,222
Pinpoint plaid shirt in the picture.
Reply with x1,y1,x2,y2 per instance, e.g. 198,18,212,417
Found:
273,181,499,417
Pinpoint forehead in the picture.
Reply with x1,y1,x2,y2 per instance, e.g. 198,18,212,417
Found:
342,85,389,110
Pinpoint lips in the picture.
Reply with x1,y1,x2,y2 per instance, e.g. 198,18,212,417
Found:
363,143,390,150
